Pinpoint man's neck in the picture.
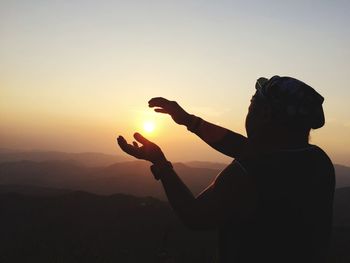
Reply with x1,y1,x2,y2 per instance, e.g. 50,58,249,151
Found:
249,133,309,152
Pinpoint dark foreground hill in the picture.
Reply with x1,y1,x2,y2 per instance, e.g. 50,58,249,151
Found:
0,187,350,263
0,191,216,263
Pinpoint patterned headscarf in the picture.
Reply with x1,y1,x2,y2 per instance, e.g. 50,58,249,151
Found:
255,76,325,129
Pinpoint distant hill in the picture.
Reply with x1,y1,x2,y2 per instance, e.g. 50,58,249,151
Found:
0,160,219,200
0,184,71,196
0,150,129,167
1,150,348,187
185,161,229,170
0,148,20,153
333,164,350,188
0,156,349,199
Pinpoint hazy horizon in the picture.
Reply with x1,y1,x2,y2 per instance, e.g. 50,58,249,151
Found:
1,147,350,167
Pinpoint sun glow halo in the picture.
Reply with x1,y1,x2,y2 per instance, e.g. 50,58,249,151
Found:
143,121,155,133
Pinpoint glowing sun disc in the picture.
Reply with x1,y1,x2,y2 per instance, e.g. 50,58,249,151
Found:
143,121,155,133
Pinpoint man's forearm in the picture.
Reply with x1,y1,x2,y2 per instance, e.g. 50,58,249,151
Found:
151,162,198,226
186,115,249,158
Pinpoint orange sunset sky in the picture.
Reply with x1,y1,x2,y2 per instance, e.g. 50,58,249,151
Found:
1,1,349,165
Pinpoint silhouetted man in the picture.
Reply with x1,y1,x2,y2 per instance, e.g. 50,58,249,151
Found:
117,76,335,263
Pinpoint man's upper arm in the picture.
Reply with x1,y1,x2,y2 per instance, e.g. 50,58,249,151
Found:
194,161,257,228
194,119,249,158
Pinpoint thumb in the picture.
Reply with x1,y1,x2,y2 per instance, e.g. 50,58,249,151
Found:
134,132,152,145
154,108,169,114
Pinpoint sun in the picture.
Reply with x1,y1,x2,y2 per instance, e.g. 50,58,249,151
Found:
143,121,155,133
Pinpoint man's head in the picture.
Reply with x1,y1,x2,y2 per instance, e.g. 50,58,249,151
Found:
245,76,325,144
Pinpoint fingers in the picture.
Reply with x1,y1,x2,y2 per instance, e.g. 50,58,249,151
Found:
133,141,139,147
148,97,170,108
117,135,142,158
134,132,152,145
117,136,132,152
117,135,127,147
154,108,168,114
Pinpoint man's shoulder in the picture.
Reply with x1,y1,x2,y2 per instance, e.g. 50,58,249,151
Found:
213,160,254,189
212,160,257,220
240,144,332,164
309,145,334,169
217,160,249,177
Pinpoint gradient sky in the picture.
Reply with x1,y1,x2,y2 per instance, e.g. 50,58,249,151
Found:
1,0,349,165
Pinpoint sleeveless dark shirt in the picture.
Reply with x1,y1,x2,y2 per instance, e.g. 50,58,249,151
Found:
217,145,335,263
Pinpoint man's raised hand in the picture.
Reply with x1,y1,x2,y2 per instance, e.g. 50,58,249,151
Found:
148,97,191,126
117,132,167,164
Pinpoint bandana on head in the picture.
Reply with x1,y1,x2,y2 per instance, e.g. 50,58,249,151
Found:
255,76,325,129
